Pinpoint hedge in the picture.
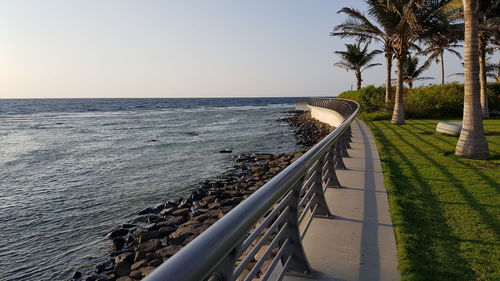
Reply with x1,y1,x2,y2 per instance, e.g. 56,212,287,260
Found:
337,82,500,118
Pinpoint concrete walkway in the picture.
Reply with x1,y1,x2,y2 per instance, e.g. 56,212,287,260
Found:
285,120,400,281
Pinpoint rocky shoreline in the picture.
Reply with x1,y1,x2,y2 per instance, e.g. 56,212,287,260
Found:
75,111,332,281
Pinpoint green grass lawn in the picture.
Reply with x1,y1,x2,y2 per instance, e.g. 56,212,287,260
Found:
365,118,500,281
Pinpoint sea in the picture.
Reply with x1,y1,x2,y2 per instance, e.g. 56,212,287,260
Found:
0,98,305,281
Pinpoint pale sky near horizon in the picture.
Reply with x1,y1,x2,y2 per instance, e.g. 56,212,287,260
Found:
0,0,496,99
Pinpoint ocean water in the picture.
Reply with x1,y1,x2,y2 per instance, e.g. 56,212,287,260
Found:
0,98,303,281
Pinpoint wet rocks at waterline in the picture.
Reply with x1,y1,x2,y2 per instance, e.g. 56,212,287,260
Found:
77,111,332,281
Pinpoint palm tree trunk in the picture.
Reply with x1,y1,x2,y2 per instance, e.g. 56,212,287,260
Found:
385,54,392,108
440,52,445,85
478,40,489,118
408,81,413,89
455,0,489,159
356,70,362,90
497,54,500,82
391,56,405,125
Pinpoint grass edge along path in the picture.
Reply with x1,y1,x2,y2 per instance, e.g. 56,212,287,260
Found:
364,118,499,281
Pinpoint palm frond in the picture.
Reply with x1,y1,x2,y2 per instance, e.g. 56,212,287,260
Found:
361,63,383,72
413,77,435,81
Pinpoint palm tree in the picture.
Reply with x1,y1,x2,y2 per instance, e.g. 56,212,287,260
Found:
334,42,382,90
400,54,434,89
448,60,500,81
388,0,455,124
486,62,500,82
478,1,500,118
455,0,489,159
334,0,453,125
421,31,463,84
420,4,463,85
331,6,395,107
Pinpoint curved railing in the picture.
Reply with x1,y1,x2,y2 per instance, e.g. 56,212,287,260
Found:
144,98,359,281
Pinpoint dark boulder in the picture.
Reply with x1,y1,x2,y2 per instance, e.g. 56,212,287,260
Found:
131,259,148,271
129,270,142,279
164,201,178,208
113,261,131,277
106,229,129,238
141,267,156,277
133,214,161,224
221,197,243,206
117,224,135,229
155,203,165,211
134,250,147,263
136,239,162,253
115,252,134,264
163,215,188,226
155,246,181,258
190,190,206,201
95,260,114,273
208,200,222,209
138,207,158,215
112,237,126,251
160,207,176,216
148,258,163,267
72,271,82,279
139,231,160,243
145,252,160,262
158,226,176,237
171,208,190,217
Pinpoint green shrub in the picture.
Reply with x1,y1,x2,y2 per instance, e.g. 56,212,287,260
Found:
338,85,386,113
358,112,391,121
338,82,500,118
487,82,500,114
405,83,464,118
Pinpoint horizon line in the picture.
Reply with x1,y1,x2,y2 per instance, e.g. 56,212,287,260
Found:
0,95,339,100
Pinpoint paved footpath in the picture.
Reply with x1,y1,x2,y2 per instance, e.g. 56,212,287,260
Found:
285,120,400,281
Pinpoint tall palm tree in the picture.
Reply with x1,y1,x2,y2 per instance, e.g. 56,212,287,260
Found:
387,0,454,124
334,1,453,125
455,0,489,159
420,5,463,85
334,42,382,90
478,1,500,118
331,6,395,107
400,54,434,89
421,37,463,84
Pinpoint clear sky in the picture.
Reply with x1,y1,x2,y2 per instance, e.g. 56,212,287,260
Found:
0,0,489,99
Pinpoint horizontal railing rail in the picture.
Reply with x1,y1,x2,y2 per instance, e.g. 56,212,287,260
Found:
144,98,359,281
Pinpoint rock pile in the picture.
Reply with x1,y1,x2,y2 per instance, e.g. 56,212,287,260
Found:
76,111,332,281
280,111,332,147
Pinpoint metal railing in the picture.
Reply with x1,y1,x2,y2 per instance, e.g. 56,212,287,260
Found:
144,98,359,281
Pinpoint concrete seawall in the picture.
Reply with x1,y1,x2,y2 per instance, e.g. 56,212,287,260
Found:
307,105,345,127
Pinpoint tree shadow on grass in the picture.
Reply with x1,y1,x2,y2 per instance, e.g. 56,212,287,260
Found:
402,120,500,193
369,122,474,281
485,131,500,136
383,122,500,239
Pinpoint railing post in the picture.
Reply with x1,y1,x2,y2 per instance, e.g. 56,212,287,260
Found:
310,156,332,217
205,243,241,281
325,147,342,188
282,181,313,276
345,126,352,148
333,142,347,170
340,133,350,158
